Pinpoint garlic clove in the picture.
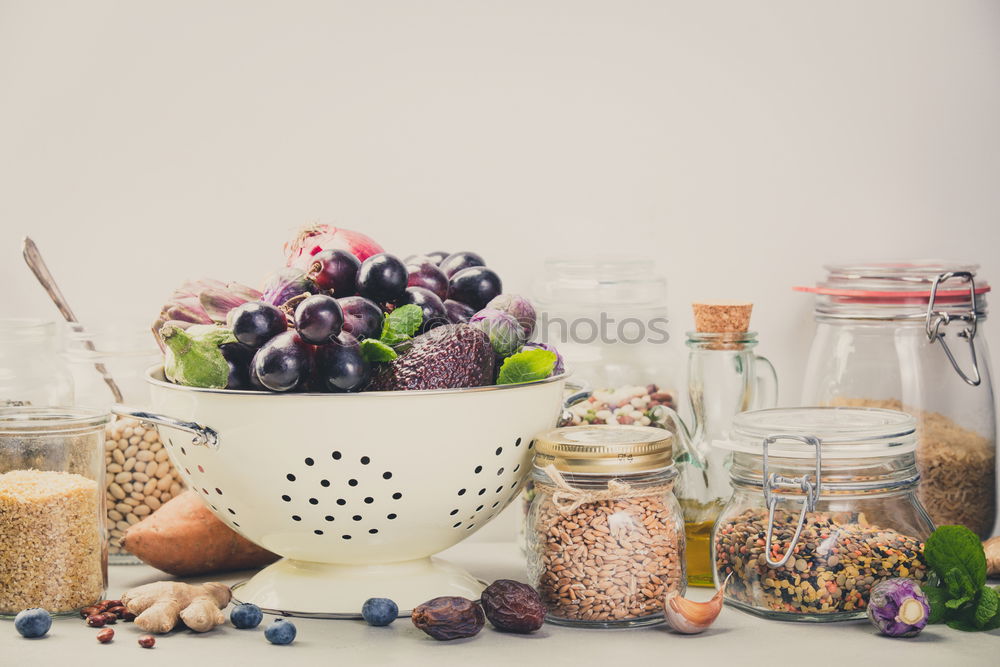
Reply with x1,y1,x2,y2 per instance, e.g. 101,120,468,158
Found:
662,574,730,634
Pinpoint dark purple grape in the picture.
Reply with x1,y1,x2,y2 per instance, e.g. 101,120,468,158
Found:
405,251,450,266
439,251,485,278
307,249,361,296
425,251,450,266
315,333,371,392
231,302,288,348
249,364,268,391
220,343,253,389
406,262,449,301
338,296,384,340
357,253,408,303
400,287,448,332
448,267,503,310
444,299,475,324
252,331,312,392
294,294,344,345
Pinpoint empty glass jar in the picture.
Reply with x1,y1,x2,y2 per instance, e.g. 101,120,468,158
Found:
798,261,996,538
532,256,679,409
0,319,73,408
0,407,108,616
712,407,934,622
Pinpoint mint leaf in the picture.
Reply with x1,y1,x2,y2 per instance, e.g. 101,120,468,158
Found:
924,585,947,623
974,586,998,628
380,329,411,346
384,304,422,338
946,617,981,632
925,525,987,589
360,338,398,363
497,348,557,385
944,567,975,608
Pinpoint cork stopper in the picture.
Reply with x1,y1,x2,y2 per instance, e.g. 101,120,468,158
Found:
692,301,753,333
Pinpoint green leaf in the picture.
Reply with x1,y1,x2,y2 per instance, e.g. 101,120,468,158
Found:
923,585,947,624
946,617,981,632
944,567,975,609
924,525,987,589
496,348,557,385
380,329,411,346
974,586,999,628
383,304,423,339
359,338,398,363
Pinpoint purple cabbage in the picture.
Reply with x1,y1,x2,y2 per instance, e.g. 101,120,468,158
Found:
867,578,930,638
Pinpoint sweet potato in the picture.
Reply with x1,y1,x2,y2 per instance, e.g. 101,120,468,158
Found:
122,490,278,576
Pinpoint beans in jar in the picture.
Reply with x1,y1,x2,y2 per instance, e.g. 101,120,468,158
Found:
103,419,184,556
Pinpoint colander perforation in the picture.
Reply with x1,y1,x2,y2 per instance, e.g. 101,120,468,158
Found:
273,451,404,539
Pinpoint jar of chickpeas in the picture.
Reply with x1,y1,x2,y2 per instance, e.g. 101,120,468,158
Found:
65,323,185,563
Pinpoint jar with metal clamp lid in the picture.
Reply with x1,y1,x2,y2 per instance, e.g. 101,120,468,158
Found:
796,261,995,538
526,425,685,628
712,407,934,622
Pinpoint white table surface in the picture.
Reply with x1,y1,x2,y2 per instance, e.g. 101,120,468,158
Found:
3,541,994,666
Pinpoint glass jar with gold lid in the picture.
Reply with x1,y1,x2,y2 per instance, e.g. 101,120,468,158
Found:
525,425,686,628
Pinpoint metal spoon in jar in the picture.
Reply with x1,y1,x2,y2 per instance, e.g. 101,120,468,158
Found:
22,236,124,404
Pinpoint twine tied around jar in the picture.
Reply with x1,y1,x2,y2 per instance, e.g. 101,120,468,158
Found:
539,464,674,515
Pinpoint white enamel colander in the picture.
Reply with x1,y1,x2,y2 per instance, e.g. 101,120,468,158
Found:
114,367,566,617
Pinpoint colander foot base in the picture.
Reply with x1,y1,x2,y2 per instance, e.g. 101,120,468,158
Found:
231,556,486,619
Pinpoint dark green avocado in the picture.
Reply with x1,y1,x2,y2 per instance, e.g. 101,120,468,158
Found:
367,324,495,391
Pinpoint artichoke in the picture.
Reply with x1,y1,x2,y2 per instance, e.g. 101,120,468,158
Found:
161,324,237,389
152,279,261,350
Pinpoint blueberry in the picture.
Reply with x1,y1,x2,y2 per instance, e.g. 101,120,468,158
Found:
264,618,297,645
361,597,398,626
14,608,51,638
230,603,263,629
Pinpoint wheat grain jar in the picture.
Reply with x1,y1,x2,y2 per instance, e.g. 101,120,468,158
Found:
526,425,685,628
796,261,996,538
712,407,934,622
0,407,108,616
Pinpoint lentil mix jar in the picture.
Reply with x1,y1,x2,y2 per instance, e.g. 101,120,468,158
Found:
712,407,934,622
526,425,685,628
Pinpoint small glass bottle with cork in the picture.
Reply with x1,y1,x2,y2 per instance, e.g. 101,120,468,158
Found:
662,301,778,587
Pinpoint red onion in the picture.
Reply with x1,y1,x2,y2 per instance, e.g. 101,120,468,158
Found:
284,225,385,269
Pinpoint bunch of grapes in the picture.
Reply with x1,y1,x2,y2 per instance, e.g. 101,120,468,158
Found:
225,251,504,393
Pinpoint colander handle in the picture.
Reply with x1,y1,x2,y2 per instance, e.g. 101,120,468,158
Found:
111,405,220,450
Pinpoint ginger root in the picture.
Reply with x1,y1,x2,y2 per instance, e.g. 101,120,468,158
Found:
987,536,1000,578
121,581,231,633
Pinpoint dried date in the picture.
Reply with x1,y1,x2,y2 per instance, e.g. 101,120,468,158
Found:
480,580,546,633
411,596,485,641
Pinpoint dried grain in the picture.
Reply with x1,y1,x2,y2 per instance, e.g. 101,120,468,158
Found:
832,398,995,538
0,469,104,614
